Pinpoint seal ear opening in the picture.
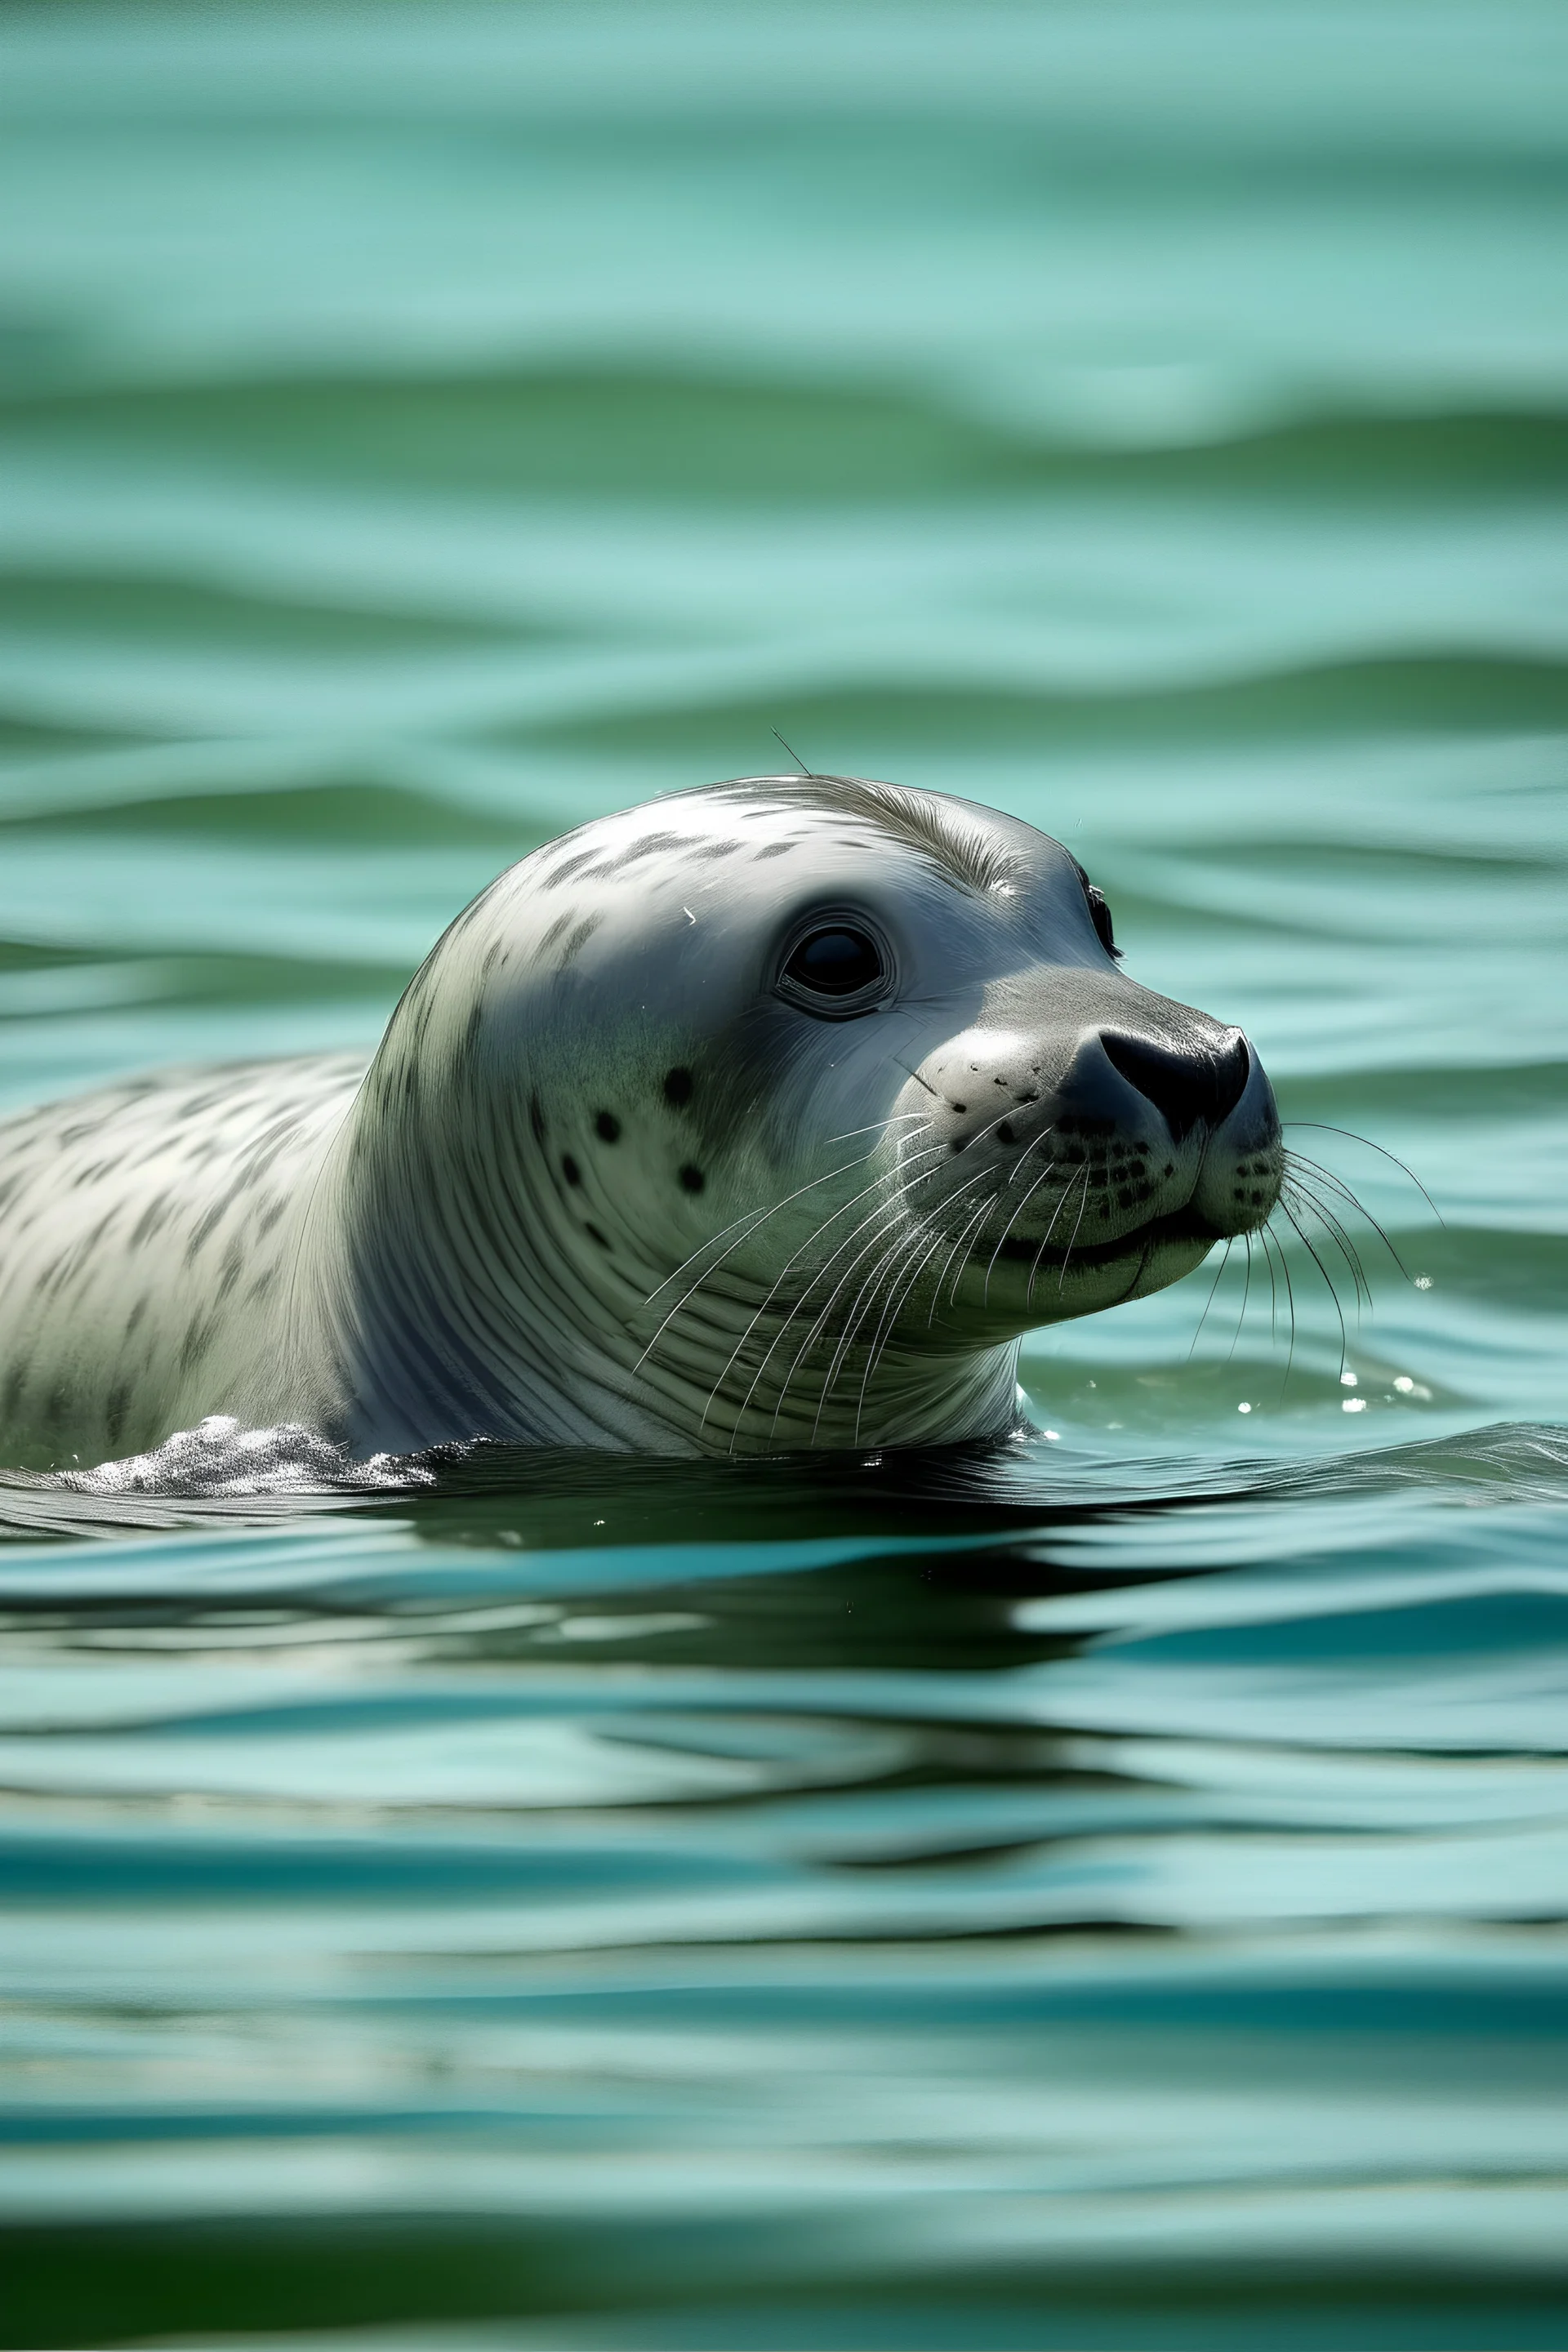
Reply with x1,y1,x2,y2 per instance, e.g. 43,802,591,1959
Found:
1067,854,1122,959
1085,884,1120,959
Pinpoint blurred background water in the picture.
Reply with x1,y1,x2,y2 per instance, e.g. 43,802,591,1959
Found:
2,2,1567,2343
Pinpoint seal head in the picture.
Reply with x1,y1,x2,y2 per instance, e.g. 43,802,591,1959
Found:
307,774,1283,1455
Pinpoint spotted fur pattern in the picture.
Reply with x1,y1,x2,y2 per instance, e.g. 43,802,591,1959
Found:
0,775,1283,1468
0,1056,364,1467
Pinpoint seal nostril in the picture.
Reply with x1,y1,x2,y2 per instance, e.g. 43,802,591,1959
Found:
1100,1031,1250,1142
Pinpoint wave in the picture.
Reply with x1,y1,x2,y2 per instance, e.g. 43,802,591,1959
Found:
3,1414,1564,1545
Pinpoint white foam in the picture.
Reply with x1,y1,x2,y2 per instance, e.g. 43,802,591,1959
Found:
52,1415,432,1499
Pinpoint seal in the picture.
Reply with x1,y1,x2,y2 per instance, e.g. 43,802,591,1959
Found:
0,774,1283,1466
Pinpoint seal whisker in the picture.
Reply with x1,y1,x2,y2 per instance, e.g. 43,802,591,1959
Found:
1261,1214,1299,1388
754,1138,1012,1446
1283,1150,1416,1285
982,1135,1060,1304
826,1181,990,1441
764,1223,907,1448
925,1193,1000,1330
1282,1177,1365,1313
1227,1229,1256,1362
808,1226,924,1446
737,1098,1025,1428
700,1134,960,1437
947,1192,1000,1310
707,1160,951,1443
638,1125,942,1378
1281,1122,1443,1227
1186,1236,1235,1364
1054,1166,1094,1294
787,1145,1016,1443
1294,1184,1373,1309
853,1205,967,1442
639,1138,897,1311
1276,1192,1354,1375
1025,1165,1089,1305
630,1153,884,1373
1281,1173,1372,1312
1241,1232,1259,1364
824,1112,933,1145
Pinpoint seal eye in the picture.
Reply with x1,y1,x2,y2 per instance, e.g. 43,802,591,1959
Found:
786,927,884,998
775,911,895,1018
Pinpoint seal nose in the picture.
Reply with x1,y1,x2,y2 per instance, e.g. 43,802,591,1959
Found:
1099,1029,1250,1142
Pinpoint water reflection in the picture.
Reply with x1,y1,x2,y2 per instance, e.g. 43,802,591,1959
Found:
3,1437,1568,2337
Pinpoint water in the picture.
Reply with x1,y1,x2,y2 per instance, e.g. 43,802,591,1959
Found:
2,3,1567,2341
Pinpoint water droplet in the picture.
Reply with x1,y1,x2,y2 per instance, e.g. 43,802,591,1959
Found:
1393,1375,1414,1394
1343,1397,1368,1413
1339,1370,1358,1388
1237,1402,1252,1414
1415,1275,1433,1290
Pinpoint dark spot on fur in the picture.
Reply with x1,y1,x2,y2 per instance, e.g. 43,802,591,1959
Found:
595,1111,621,1143
131,1192,172,1248
663,1067,693,1109
2,1364,25,1419
126,1295,149,1334
996,1121,1015,1144
183,1201,228,1267
558,914,602,969
544,849,596,889
105,1383,129,1448
754,841,794,859
179,1313,216,1373
462,1003,483,1056
529,1091,546,1145
585,1223,610,1250
679,1164,706,1194
607,831,688,871
952,1102,966,1114
562,1154,581,1187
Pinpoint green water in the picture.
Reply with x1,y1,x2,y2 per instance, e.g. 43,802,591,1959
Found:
2,3,1567,2342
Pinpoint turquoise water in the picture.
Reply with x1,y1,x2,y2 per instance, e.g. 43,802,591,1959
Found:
2,3,1568,2341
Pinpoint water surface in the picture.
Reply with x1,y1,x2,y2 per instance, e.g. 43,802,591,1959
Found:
2,4,1566,2342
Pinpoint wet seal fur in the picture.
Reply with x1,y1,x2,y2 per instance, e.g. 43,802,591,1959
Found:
0,775,1282,1467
